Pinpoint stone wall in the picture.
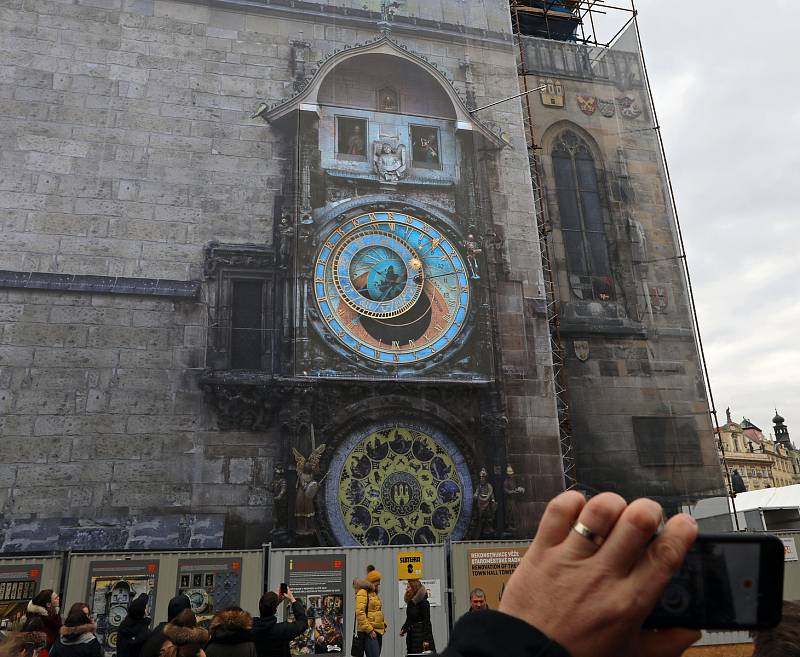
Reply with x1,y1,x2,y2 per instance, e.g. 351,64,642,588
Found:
0,0,563,546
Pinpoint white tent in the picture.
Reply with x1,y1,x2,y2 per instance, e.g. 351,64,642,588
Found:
689,485,800,531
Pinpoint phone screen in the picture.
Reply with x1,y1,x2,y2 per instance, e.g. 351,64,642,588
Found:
646,534,783,630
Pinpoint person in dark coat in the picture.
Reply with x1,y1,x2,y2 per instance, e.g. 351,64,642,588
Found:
204,607,256,657
156,610,208,657
18,616,49,657
400,580,435,655
251,588,307,657
24,589,62,650
116,593,152,657
48,603,102,657
137,594,191,657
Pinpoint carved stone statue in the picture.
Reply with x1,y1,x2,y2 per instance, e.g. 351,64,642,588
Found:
278,212,295,269
462,234,482,280
373,140,407,182
292,444,326,536
627,216,647,264
267,464,288,533
473,467,496,538
503,466,525,534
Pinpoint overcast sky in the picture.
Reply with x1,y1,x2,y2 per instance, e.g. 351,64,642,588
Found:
617,1,800,436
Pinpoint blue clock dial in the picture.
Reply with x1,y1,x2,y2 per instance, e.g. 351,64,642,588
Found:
314,211,470,365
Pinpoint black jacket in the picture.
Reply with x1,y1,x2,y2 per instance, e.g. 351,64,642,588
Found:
116,615,152,657
49,623,104,657
440,611,570,657
401,589,435,655
251,601,308,657
137,621,168,657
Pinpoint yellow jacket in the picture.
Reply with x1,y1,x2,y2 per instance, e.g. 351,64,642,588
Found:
355,581,385,635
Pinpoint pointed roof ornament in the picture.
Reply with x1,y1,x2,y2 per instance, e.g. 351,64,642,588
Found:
378,0,402,36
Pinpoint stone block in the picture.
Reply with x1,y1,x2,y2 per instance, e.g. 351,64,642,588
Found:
14,390,75,414
3,323,88,348
227,458,253,484
192,484,249,506
33,413,126,436
17,461,113,486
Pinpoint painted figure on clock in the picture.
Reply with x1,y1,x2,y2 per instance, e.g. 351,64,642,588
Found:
312,210,470,368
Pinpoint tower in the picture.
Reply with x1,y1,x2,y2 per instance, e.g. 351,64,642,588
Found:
774,411,793,450
511,1,726,509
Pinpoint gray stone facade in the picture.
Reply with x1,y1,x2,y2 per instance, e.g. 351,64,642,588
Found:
521,31,725,508
0,0,566,548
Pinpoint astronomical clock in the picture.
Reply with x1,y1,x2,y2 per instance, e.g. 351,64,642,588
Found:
254,35,508,547
312,210,471,368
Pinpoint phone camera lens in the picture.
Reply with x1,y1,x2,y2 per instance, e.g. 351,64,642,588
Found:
660,582,691,615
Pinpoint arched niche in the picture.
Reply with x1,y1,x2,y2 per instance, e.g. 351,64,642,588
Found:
262,36,504,148
317,53,456,120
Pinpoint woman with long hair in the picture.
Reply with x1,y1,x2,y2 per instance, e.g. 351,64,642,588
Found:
24,590,62,651
156,609,208,657
400,580,435,656
204,607,256,657
48,602,101,657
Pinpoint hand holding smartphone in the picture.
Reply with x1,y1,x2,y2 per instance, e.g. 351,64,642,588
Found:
644,533,784,630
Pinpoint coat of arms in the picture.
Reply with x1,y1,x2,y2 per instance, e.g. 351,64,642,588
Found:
577,95,597,115
574,340,590,362
373,139,407,182
616,96,643,119
649,285,668,312
598,98,615,118
539,78,565,108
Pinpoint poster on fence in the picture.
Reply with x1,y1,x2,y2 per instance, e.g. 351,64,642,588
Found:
87,560,158,657
285,554,346,655
466,547,528,609
398,579,441,608
0,564,43,631
176,557,243,625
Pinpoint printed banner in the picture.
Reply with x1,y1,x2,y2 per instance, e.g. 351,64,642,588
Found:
176,558,243,625
398,579,441,608
0,564,43,631
285,554,346,655
87,560,158,657
782,537,798,562
397,551,424,580
466,547,528,610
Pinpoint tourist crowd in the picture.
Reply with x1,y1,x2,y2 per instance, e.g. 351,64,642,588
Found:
2,492,799,657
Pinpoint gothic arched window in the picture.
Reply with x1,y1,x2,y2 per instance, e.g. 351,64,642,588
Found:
552,130,613,301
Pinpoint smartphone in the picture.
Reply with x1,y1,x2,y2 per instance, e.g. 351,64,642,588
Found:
279,582,288,596
644,533,784,630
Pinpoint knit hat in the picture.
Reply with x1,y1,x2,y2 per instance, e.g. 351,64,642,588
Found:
366,568,382,583
168,594,191,621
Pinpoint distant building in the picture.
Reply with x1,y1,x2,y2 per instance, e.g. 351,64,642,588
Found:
717,410,797,491
772,411,800,484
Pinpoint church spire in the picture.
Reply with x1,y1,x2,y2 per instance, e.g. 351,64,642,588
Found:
773,410,792,449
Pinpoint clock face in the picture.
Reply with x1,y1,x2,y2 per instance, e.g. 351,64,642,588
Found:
323,422,473,545
314,211,470,365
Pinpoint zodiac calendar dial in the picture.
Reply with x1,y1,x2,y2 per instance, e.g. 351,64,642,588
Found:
314,211,470,365
334,426,466,545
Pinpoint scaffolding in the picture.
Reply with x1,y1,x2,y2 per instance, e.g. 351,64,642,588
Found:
511,0,637,47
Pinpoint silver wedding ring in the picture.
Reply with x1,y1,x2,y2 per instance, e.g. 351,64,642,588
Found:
571,520,605,546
